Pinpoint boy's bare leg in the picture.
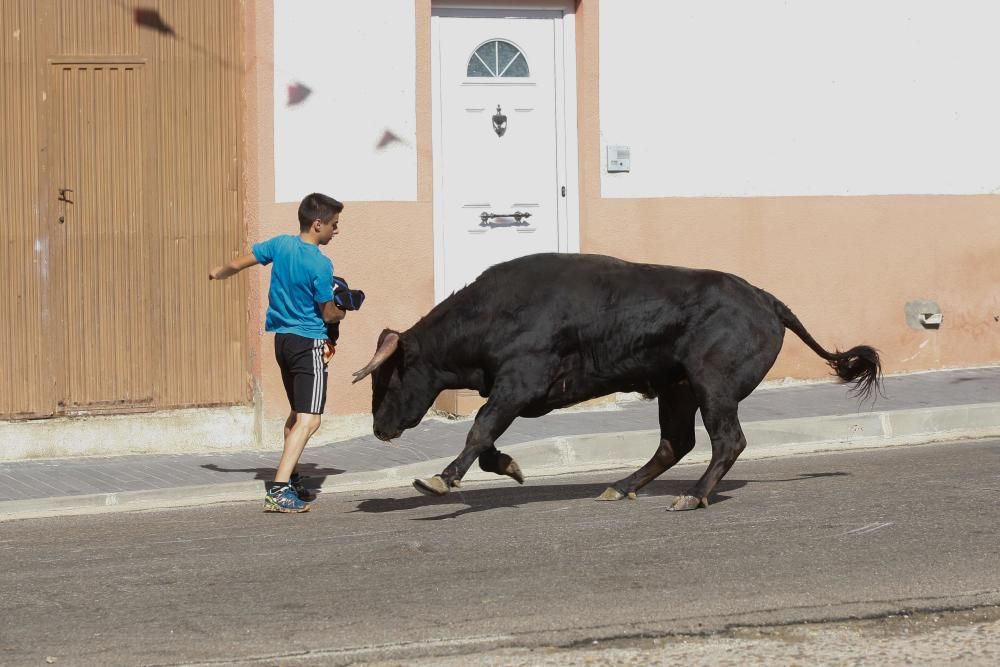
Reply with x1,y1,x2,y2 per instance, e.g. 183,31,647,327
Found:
283,411,298,476
275,413,321,483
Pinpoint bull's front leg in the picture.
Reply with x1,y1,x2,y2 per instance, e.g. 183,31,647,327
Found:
413,400,521,497
477,446,524,484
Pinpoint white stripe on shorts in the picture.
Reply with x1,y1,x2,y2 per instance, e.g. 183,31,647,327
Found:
311,340,323,413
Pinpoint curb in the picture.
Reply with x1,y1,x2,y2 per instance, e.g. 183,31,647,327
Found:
3,402,999,522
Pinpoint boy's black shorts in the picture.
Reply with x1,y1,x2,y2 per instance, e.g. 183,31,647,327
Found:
274,333,328,415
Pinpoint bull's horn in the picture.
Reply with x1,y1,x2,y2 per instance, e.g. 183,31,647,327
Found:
351,332,400,383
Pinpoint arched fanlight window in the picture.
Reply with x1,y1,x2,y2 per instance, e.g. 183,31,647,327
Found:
467,39,529,77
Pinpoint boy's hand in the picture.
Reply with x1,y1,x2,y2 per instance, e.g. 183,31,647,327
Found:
321,300,346,324
323,341,335,364
209,265,226,280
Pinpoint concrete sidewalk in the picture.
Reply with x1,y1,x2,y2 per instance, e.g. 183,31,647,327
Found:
2,367,999,521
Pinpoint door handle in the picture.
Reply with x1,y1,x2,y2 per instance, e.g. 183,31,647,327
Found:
57,187,73,223
479,211,532,227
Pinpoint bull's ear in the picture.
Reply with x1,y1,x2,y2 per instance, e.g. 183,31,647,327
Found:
352,331,400,383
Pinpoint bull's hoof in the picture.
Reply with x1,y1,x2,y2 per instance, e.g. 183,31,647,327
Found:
413,475,450,497
596,487,640,501
596,487,624,501
667,494,707,511
503,459,524,485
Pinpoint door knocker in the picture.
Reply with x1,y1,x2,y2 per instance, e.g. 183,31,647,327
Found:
492,105,507,137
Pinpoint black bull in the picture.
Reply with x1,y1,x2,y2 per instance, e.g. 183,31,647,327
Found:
352,253,881,511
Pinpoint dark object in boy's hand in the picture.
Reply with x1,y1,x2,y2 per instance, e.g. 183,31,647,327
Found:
332,275,366,311
326,276,365,347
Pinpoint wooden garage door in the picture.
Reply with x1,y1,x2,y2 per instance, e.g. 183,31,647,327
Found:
0,0,248,418
49,61,152,409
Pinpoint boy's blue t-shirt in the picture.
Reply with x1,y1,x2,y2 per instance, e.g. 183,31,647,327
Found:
252,235,334,340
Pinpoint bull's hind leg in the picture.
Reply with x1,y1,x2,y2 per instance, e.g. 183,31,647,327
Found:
413,384,530,497
669,397,746,511
597,382,698,501
667,310,783,511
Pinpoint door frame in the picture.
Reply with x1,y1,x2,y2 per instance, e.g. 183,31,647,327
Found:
430,0,580,303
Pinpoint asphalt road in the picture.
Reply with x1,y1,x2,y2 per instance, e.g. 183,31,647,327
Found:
2,439,998,666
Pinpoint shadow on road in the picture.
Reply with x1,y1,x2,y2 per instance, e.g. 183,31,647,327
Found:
201,462,346,492
351,478,740,519
351,471,846,520
748,471,848,483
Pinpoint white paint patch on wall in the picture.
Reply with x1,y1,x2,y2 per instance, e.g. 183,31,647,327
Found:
274,0,416,202
600,1,1000,198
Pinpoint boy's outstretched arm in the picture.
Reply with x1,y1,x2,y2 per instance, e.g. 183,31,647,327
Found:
209,253,259,280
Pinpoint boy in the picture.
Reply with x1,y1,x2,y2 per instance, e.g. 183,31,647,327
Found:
209,193,346,512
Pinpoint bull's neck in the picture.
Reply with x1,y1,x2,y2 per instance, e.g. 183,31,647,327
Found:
408,305,491,393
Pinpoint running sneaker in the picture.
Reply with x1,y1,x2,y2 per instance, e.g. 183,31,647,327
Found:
263,485,311,513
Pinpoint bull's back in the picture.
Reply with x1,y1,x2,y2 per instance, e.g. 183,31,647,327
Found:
473,253,756,331
471,253,705,314
472,255,776,394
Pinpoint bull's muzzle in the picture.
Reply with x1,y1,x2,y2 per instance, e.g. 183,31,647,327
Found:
374,427,402,442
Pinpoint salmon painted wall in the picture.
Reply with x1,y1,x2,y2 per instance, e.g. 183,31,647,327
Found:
577,194,1000,378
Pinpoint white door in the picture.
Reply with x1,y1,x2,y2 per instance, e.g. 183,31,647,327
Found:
432,7,577,301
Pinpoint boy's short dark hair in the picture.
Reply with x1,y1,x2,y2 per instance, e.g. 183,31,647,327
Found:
298,193,344,231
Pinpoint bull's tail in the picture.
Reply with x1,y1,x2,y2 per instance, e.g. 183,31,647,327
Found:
770,295,883,403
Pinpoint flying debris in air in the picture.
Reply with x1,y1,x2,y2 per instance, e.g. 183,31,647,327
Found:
126,4,240,70
287,82,313,107
133,8,176,36
376,129,405,150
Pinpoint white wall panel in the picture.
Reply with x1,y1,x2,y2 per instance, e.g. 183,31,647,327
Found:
600,1,1000,197
274,0,416,202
